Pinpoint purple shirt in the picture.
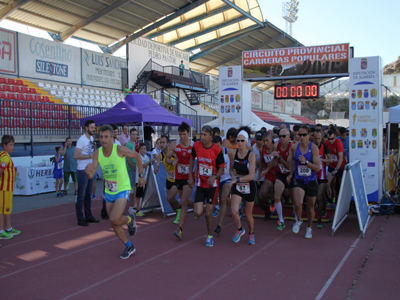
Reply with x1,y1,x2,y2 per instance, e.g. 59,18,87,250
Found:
119,133,130,146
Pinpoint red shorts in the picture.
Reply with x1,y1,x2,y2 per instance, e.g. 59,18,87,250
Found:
265,173,276,184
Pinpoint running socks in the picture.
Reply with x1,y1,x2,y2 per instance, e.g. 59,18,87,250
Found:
125,240,133,247
127,216,132,224
276,202,284,223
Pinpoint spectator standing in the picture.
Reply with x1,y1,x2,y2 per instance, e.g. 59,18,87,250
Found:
0,135,20,240
126,128,138,214
123,83,130,96
152,138,161,159
337,127,349,163
119,125,130,146
179,60,185,77
63,137,78,195
111,124,121,146
74,120,100,226
144,123,154,151
54,146,64,198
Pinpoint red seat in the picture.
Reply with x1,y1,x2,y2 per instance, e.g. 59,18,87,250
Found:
16,94,25,101
26,94,34,101
11,86,20,93
42,96,50,102
0,91,6,99
20,86,29,93
7,78,15,85
0,78,7,84
34,95,41,102
1,119,10,128
29,88,37,94
8,93,16,101
2,85,11,92
16,80,24,86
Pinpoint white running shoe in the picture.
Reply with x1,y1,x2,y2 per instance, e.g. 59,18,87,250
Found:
292,220,303,234
305,227,313,239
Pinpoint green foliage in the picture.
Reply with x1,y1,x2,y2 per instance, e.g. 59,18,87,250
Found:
332,98,349,118
301,98,328,120
385,95,400,108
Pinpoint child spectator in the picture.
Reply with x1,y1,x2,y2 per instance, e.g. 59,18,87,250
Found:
54,146,64,197
0,135,20,240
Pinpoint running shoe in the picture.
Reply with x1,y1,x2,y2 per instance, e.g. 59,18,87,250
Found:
128,207,135,215
317,221,323,229
292,220,303,234
194,215,199,220
321,209,327,218
326,203,336,210
135,211,145,217
173,228,182,239
212,207,219,217
127,214,137,237
214,225,222,235
6,228,20,236
232,227,245,243
56,192,60,198
247,234,255,245
205,236,214,247
270,202,276,212
120,245,136,259
173,208,181,224
0,231,13,239
305,227,313,239
276,222,286,231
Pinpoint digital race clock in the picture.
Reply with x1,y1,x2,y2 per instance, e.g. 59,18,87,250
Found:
274,83,320,100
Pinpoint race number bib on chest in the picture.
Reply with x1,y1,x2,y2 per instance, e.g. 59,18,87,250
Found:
236,182,250,194
177,164,189,175
298,165,311,177
264,155,273,163
57,162,63,169
199,164,213,177
167,171,175,181
106,180,117,193
331,154,338,162
279,164,289,173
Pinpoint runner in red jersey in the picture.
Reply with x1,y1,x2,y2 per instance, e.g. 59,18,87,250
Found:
189,126,224,247
324,129,346,208
257,131,277,220
272,128,292,230
313,130,332,228
165,122,194,239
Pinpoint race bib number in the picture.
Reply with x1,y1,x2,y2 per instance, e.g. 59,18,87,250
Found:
177,164,189,175
106,180,117,193
279,164,289,174
223,165,228,174
199,164,213,177
264,155,273,163
331,154,338,162
167,171,175,181
57,162,63,169
298,165,311,177
236,182,250,194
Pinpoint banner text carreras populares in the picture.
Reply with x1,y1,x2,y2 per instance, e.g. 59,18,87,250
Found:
242,43,350,80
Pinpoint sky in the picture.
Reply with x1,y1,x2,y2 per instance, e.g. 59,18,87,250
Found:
258,0,400,66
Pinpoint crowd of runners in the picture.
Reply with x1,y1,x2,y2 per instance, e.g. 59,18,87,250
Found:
0,120,349,259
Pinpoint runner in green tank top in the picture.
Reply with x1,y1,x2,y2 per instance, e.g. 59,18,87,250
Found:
85,125,145,259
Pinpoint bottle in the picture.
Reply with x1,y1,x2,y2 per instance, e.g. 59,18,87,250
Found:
30,161,33,167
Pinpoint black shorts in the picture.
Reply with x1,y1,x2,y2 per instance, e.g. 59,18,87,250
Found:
175,179,188,191
328,166,344,179
166,180,176,190
195,186,218,205
293,178,318,197
136,186,144,198
231,180,256,203
276,172,292,189
318,179,327,185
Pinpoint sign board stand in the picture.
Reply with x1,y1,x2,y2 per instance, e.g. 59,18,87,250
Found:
331,160,370,238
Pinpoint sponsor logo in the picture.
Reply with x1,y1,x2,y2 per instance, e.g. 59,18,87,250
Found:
1,162,5,167
28,169,34,179
367,162,375,167
36,59,68,77
198,157,212,163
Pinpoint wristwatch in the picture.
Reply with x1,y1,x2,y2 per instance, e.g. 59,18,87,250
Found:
305,160,309,165
139,173,145,178
236,176,240,183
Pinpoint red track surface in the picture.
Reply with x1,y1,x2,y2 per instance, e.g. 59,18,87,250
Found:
1,201,399,300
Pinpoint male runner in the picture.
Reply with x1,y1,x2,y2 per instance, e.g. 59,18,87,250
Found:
189,126,224,247
287,126,320,238
313,130,332,228
271,128,292,230
85,125,145,259
165,122,194,239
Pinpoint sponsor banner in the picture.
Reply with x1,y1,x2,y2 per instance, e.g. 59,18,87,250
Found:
14,166,56,195
251,91,262,109
128,37,190,86
0,28,17,74
349,56,383,202
18,33,80,84
82,49,127,89
243,43,349,81
219,66,243,139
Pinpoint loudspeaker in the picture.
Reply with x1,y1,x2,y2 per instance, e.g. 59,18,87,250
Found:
389,123,399,149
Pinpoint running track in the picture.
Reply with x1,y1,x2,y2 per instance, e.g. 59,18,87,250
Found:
1,201,399,300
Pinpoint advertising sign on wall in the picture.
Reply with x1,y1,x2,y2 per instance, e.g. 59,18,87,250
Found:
18,33,80,84
243,43,349,81
251,91,262,109
82,49,127,90
0,28,17,75
128,37,190,86
349,56,383,202
218,66,243,139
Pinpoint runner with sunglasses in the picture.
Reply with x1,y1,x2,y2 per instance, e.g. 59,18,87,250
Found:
287,126,320,239
271,128,292,230
229,126,256,245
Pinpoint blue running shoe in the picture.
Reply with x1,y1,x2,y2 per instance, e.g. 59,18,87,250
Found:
247,234,255,245
232,227,245,243
212,208,219,217
205,235,214,247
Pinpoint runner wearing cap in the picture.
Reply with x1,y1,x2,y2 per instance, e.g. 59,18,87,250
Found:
189,126,225,247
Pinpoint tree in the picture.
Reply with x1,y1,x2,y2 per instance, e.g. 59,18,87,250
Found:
300,98,328,121
332,98,349,118
385,95,400,108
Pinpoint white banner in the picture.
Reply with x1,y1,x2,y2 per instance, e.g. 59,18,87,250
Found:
18,33,81,84
14,166,56,195
349,56,383,202
128,37,190,86
251,91,262,109
82,49,127,89
0,28,17,75
219,66,242,138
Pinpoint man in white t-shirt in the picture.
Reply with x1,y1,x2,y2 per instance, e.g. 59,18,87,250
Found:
74,120,100,226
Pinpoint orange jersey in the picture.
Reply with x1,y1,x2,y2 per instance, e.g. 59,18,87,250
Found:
0,151,15,192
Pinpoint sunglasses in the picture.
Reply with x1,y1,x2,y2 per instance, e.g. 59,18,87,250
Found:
236,139,246,143
298,133,308,137
256,138,262,141
328,137,335,140
279,135,287,138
